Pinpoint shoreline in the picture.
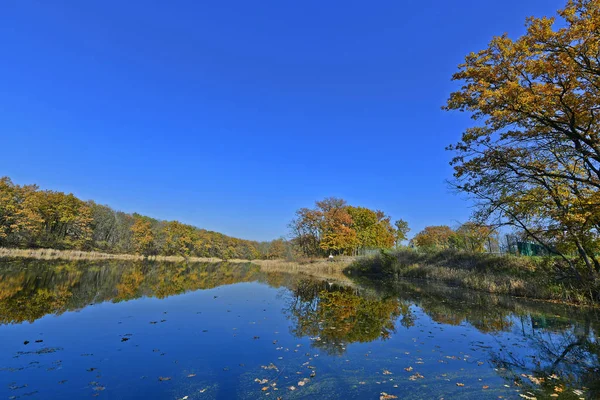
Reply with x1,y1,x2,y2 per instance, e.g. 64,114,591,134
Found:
347,250,600,307
0,247,353,282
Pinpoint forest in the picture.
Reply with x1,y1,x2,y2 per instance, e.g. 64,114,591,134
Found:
0,176,268,259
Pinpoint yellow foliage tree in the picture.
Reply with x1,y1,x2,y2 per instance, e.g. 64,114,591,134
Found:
445,0,600,276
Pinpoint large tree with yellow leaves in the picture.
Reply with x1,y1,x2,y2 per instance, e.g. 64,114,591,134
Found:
445,0,600,276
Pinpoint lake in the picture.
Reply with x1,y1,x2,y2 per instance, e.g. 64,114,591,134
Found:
0,259,598,399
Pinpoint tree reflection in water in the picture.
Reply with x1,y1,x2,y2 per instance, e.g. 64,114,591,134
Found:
0,259,598,398
284,279,414,355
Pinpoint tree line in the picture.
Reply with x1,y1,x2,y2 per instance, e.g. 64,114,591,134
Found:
0,176,281,259
444,0,600,278
410,223,497,252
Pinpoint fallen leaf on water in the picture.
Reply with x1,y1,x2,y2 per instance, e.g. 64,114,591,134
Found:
261,363,278,371
187,374,196,378
483,386,489,389
404,367,413,372
289,386,296,391
408,373,424,381
158,377,171,382
380,393,398,400
456,383,464,387
383,370,393,375
262,387,269,391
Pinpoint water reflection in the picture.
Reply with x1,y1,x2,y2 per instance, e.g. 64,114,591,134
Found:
358,279,600,399
0,259,265,324
0,259,599,399
285,279,413,355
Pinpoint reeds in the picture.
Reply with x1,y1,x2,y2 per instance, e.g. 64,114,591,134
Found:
348,249,599,306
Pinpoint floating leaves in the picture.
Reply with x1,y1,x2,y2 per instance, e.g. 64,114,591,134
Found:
408,373,424,381
380,393,398,400
261,363,279,372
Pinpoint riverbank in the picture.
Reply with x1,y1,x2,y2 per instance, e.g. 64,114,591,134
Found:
0,247,222,262
0,247,353,281
346,249,600,306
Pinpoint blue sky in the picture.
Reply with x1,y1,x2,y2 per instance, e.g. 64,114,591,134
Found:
1,0,565,241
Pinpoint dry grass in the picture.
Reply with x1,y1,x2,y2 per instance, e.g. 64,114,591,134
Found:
348,249,599,306
253,259,354,285
0,248,222,263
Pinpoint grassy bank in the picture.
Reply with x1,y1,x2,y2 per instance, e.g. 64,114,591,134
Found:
253,258,353,284
347,249,600,306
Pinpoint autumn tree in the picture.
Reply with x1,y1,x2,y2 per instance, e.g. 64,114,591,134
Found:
412,226,455,250
394,219,410,247
130,217,156,256
163,220,196,256
289,207,323,257
444,0,600,276
347,206,395,253
315,198,356,255
451,222,496,253
266,238,289,259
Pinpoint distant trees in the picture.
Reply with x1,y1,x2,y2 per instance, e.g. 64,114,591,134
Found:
290,197,409,256
412,226,455,250
0,176,272,259
266,238,291,260
412,223,496,252
444,0,600,276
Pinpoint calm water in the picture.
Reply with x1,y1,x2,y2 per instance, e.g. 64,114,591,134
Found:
0,260,598,399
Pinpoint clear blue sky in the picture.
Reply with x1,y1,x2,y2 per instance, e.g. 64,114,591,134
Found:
1,0,565,241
